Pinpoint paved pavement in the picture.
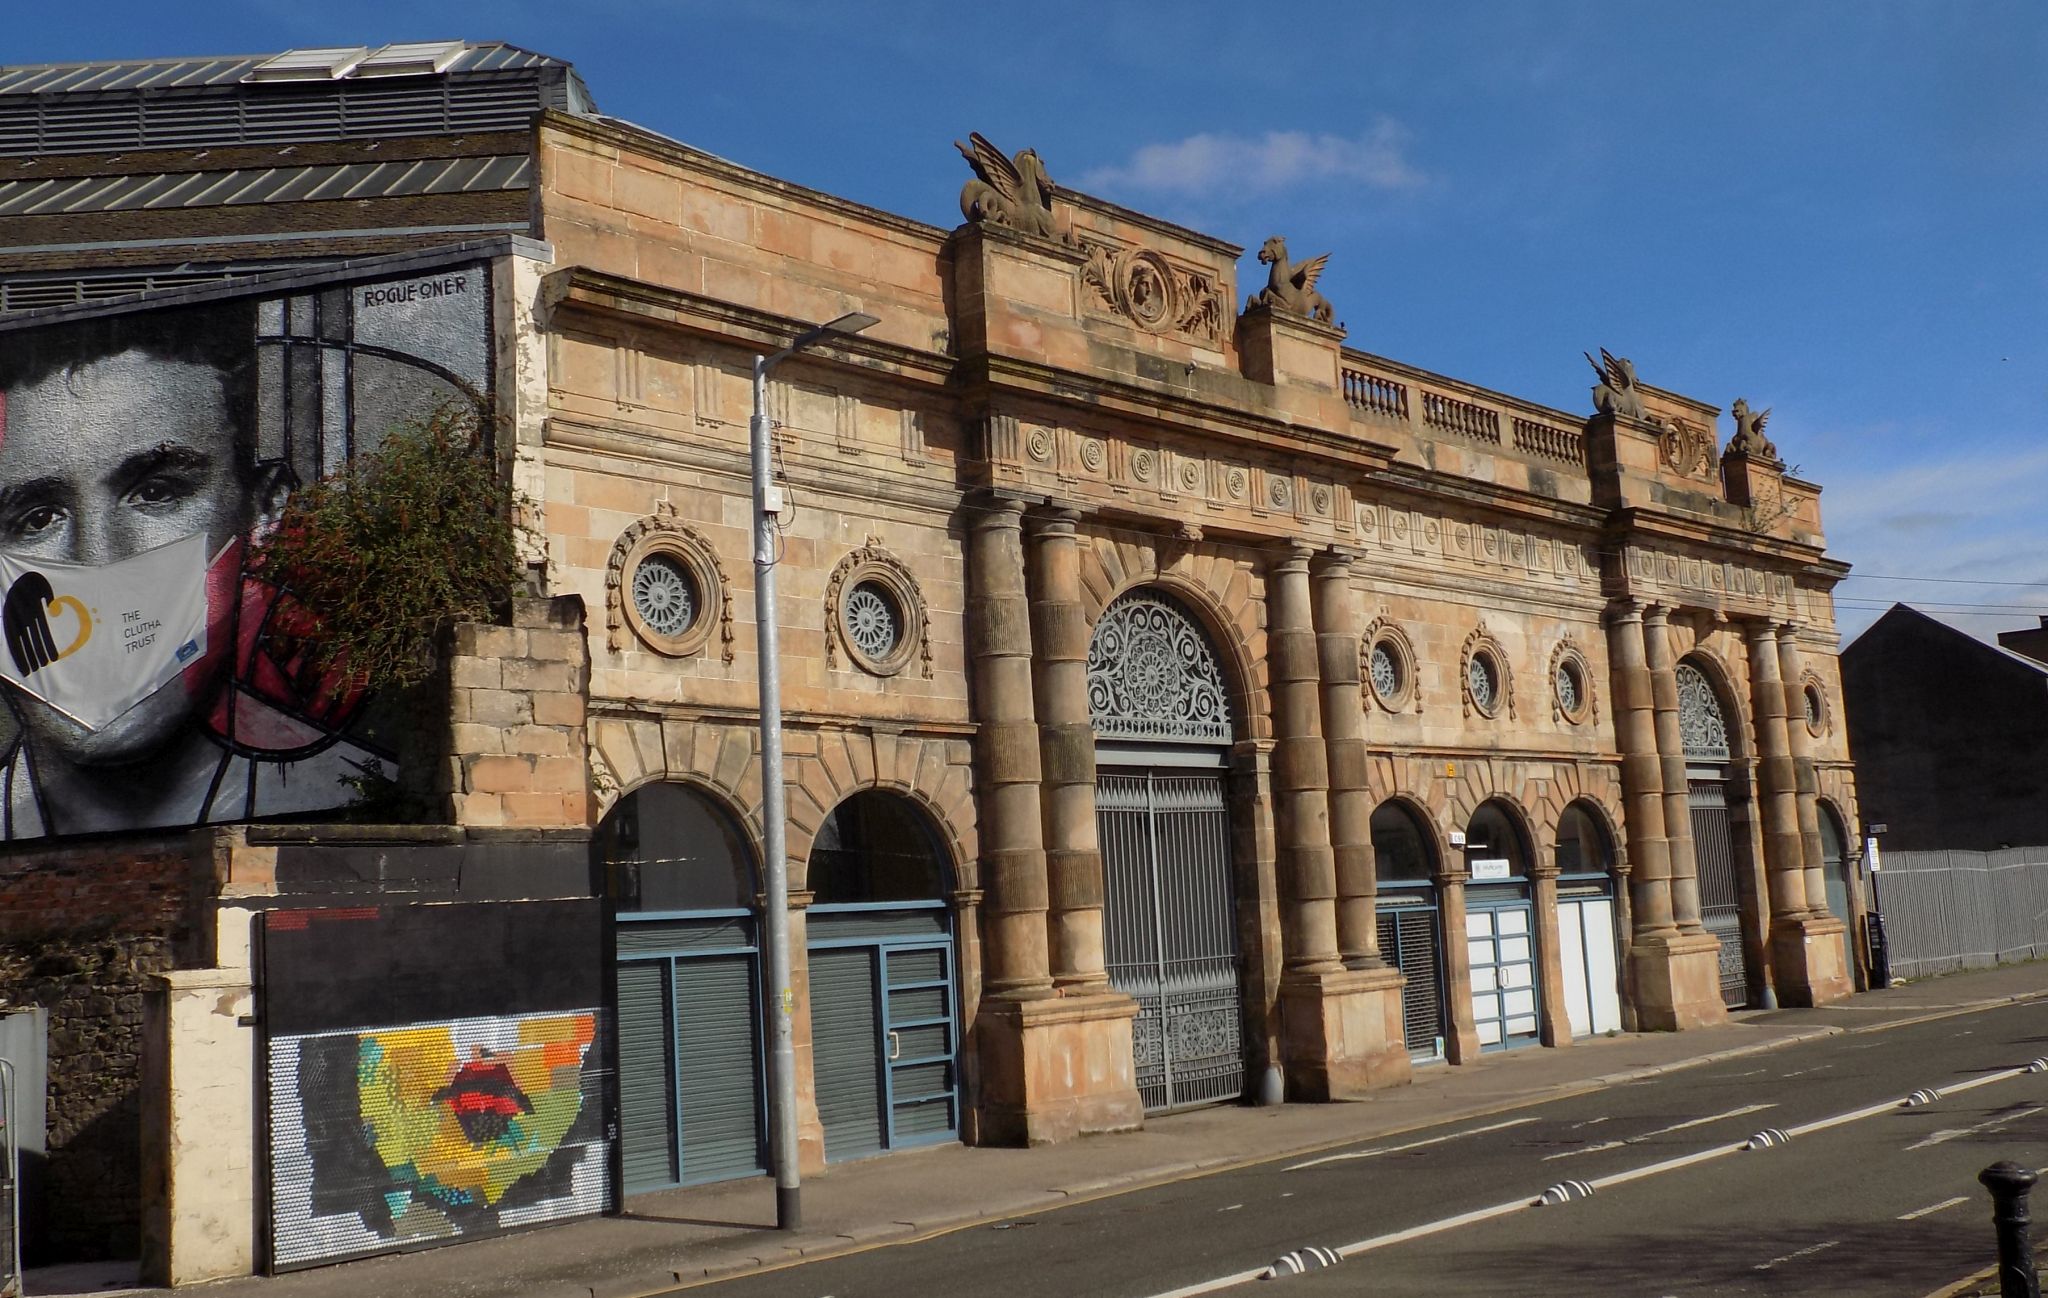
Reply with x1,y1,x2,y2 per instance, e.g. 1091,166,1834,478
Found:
26,961,2048,1298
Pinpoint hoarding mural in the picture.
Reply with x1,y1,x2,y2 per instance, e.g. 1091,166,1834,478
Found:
0,264,491,838
268,1010,607,1268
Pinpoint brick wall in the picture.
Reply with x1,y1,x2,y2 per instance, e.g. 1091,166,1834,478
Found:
0,834,204,1263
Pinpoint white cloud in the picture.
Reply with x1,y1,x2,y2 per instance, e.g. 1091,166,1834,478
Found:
1821,443,2048,646
1077,120,1424,198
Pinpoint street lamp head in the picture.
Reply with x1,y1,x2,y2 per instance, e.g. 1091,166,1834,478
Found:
823,311,881,336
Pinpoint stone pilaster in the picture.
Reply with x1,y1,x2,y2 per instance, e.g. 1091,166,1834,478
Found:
1605,601,1723,1030
1748,620,1850,1006
1531,859,1573,1047
1436,866,1484,1063
1776,626,1831,918
1643,605,1703,933
1026,508,1108,992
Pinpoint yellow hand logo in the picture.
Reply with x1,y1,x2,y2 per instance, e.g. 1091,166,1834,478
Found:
45,594,91,661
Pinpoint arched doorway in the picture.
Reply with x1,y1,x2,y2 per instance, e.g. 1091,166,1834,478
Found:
805,790,959,1161
1464,800,1542,1051
1679,659,1752,1008
1371,800,1445,1063
1089,588,1243,1111
1554,802,1624,1037
596,783,766,1191
1819,803,1857,987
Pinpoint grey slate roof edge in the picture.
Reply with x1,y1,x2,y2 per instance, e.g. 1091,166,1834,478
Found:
0,233,551,331
0,42,571,98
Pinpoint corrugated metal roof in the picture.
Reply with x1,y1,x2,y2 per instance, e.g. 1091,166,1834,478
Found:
0,154,530,216
0,42,567,97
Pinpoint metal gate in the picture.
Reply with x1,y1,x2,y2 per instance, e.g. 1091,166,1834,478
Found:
1376,899,1444,1061
1690,778,1749,1008
1097,769,1244,1111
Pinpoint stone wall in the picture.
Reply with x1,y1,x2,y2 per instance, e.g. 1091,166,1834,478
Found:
0,834,202,1263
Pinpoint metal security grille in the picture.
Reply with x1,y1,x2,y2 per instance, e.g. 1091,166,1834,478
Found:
1097,770,1244,1111
1690,778,1749,1008
1376,902,1444,1060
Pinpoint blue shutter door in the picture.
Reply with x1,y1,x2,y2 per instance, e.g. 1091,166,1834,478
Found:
617,960,677,1191
810,946,885,1162
672,953,766,1183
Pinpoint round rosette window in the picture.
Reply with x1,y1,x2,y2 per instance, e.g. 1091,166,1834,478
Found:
615,528,723,659
1364,625,1417,713
829,550,928,678
1466,648,1502,718
1551,644,1595,725
1802,676,1830,737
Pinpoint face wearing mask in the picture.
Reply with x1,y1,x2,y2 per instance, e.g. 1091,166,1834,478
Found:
0,349,285,765
0,532,213,731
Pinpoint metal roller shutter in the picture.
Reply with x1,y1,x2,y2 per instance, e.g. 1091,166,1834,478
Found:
1377,906,1445,1060
672,954,766,1183
616,961,675,1191
809,947,885,1162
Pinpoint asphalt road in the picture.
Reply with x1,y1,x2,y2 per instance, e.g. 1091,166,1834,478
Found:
677,1000,2048,1297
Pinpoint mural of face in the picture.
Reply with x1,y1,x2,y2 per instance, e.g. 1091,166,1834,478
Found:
0,350,286,767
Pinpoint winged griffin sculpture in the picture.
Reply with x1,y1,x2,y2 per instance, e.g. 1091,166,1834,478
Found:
1246,236,1335,325
1729,398,1778,459
956,132,1064,242
1585,348,1648,421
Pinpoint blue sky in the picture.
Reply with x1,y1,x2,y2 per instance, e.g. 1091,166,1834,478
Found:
15,2,2046,645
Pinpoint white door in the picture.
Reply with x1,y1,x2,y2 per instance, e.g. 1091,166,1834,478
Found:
1559,895,1622,1037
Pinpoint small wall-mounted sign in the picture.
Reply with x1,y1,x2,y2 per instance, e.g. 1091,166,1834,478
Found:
1448,831,1466,847
1444,762,1457,778
1470,857,1512,882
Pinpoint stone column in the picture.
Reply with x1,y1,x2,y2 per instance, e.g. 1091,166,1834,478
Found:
1437,862,1484,1064
967,497,1053,1001
1027,508,1108,992
1272,544,1408,1097
1605,602,1674,938
1268,543,1342,974
967,496,1142,1142
1748,620,1851,1005
1605,601,1724,1029
1643,606,1704,933
1309,549,1382,969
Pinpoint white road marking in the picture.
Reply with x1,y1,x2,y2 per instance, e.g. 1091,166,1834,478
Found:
1754,1239,1840,1271
1144,1058,2045,1298
1541,1105,1774,1161
1779,1065,1833,1078
1219,1204,1241,1212
1906,1104,2039,1151
1899,1196,1970,1220
1569,1116,1610,1130
1284,1117,1539,1170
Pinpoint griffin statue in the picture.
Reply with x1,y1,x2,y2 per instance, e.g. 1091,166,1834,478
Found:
1585,349,1648,421
1246,236,1335,325
1729,398,1778,459
956,132,1064,243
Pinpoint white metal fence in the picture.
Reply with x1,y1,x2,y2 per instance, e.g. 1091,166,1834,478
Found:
1877,846,2048,980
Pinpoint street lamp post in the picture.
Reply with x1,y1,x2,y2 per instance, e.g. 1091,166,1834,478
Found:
752,311,878,1231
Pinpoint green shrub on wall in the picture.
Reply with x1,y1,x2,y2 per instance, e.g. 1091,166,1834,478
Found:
256,402,522,693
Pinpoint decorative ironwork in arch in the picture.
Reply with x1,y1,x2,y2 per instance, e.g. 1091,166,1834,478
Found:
1087,590,1233,744
1676,660,1731,760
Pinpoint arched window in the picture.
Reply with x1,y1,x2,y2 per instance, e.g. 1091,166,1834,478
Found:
1676,661,1731,762
809,790,949,905
1087,590,1233,745
596,782,754,913
1371,801,1438,884
1465,800,1532,879
1554,802,1615,877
